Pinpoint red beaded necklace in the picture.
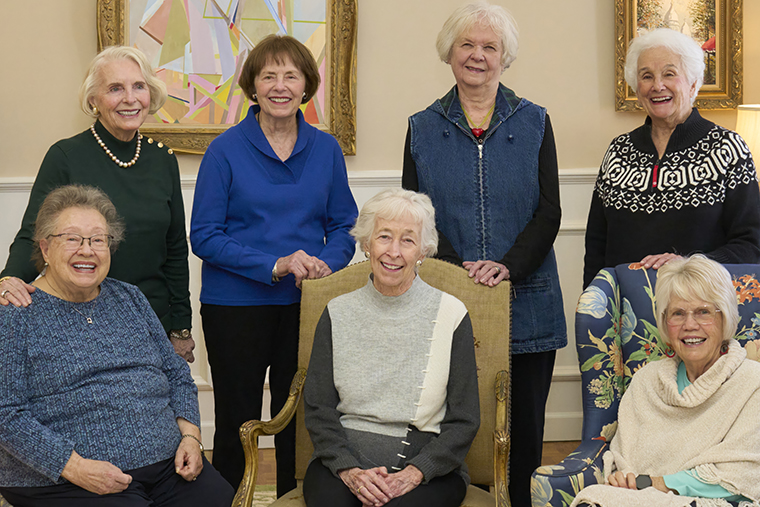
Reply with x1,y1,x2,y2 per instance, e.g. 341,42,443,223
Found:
462,103,495,137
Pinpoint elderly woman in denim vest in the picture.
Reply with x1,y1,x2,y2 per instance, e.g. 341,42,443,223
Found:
402,2,566,505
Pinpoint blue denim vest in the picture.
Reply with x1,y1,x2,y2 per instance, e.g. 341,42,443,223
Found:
408,85,566,354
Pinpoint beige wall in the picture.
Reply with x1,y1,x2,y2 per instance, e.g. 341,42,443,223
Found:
0,0,758,177
1,0,759,442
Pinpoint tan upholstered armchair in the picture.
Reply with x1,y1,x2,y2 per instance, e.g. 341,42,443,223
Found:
232,258,512,507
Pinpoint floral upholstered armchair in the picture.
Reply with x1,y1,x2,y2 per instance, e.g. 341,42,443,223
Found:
530,263,760,507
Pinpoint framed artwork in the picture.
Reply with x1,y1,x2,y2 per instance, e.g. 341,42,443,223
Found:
614,0,742,111
97,0,357,154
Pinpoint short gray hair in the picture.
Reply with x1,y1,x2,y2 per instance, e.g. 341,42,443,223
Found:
655,255,740,349
351,188,438,258
436,1,519,72
79,46,168,118
32,185,126,272
624,28,705,103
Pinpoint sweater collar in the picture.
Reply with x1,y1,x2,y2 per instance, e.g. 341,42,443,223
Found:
630,108,715,156
657,339,747,407
92,120,140,161
364,273,430,308
239,104,312,160
435,83,524,132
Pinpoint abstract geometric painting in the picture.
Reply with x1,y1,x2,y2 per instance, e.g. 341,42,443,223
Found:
128,0,327,127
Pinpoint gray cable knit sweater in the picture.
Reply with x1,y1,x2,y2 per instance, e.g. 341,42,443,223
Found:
304,276,480,484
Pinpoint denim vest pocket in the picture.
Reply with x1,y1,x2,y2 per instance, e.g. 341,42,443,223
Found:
511,271,565,348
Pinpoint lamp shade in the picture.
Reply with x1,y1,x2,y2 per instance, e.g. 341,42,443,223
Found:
736,105,760,162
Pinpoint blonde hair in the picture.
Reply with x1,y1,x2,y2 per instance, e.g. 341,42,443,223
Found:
436,1,519,72
351,188,438,257
655,255,739,347
79,46,168,117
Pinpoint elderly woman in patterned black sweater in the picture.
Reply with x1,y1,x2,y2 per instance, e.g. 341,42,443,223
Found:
583,28,760,289
303,189,479,507
0,185,232,507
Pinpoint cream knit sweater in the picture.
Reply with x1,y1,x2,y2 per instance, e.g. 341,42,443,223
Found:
571,340,760,507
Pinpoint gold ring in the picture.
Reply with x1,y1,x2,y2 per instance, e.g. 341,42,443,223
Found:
357,486,365,494
0,290,9,299
494,266,501,274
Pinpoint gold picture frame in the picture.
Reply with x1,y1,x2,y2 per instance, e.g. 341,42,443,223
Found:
614,0,742,111
97,0,357,155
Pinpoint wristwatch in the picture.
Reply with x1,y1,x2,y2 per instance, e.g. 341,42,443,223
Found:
635,474,652,490
169,329,192,341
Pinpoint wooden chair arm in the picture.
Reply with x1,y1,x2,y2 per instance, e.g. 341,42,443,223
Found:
232,368,307,507
494,369,511,507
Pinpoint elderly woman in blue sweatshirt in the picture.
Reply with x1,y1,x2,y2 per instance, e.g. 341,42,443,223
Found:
190,35,358,496
0,185,233,506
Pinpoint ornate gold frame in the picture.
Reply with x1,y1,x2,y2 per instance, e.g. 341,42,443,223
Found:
97,0,357,155
614,0,742,111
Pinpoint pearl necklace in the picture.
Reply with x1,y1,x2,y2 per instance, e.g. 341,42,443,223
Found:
90,124,142,168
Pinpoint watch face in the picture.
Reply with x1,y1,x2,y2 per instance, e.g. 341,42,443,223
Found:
636,475,652,490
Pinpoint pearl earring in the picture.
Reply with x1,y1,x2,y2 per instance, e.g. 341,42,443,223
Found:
416,260,422,267
91,105,99,115
364,251,370,259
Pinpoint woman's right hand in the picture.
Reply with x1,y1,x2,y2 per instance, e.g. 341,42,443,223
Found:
275,250,332,288
339,466,393,506
61,451,132,495
0,276,35,307
607,471,637,489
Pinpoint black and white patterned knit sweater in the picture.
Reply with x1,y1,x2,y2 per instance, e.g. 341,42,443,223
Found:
583,108,760,288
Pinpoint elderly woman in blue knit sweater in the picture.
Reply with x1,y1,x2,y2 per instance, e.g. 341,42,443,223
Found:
0,185,233,507
303,189,480,507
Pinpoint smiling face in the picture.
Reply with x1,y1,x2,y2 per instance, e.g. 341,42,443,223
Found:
40,207,111,302
665,297,724,381
254,55,306,122
367,215,425,297
449,23,503,92
89,58,151,141
636,47,696,128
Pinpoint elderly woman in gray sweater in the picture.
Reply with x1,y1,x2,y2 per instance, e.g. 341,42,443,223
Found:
303,188,480,507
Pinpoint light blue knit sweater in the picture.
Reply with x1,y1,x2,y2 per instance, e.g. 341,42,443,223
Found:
0,278,200,487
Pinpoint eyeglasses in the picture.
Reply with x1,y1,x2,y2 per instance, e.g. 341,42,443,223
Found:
48,233,113,251
665,306,721,326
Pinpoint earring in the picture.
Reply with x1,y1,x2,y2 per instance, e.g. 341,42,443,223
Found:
415,260,422,267
720,342,729,355
91,105,99,115
664,346,676,358
364,251,370,259
252,93,258,103
302,92,307,103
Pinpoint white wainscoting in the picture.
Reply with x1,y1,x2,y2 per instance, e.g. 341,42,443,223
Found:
0,168,596,446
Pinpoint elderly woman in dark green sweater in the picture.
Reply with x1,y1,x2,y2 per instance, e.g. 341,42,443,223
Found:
303,189,480,507
0,46,194,362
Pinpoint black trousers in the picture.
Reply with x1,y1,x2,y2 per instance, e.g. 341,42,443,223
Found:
303,459,467,507
508,349,556,507
0,457,233,507
201,303,300,497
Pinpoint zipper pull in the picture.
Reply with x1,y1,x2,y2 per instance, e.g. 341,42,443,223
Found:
652,162,659,188
478,143,483,159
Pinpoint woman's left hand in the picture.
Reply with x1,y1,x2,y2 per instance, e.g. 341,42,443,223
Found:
175,420,204,482
608,472,672,493
463,260,509,287
383,465,423,498
640,253,682,270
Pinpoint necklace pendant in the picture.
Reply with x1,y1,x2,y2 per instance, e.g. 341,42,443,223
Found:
86,317,93,324
472,128,484,137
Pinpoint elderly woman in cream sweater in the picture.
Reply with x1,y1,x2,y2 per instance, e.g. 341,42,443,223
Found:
572,255,760,507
